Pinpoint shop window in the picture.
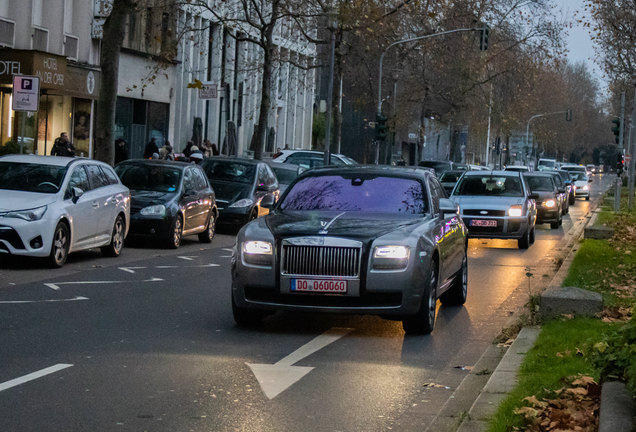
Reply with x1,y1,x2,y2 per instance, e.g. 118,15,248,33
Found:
73,99,91,158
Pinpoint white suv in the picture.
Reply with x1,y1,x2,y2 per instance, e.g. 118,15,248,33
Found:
0,155,130,267
272,150,357,168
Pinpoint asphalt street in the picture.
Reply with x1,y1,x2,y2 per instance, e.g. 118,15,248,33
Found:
0,175,614,432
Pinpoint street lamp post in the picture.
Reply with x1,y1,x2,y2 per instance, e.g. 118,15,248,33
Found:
525,110,569,168
324,7,338,167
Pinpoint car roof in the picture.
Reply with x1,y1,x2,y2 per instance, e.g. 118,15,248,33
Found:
0,154,94,168
462,170,522,177
117,158,193,169
267,161,303,171
440,170,466,176
523,172,555,177
298,164,431,179
200,156,261,165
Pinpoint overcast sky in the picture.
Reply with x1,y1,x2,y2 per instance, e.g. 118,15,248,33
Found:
552,0,608,92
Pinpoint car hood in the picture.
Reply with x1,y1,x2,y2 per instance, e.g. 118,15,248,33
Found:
451,195,526,210
209,180,251,203
129,190,177,208
532,191,557,201
574,180,589,187
0,190,57,212
265,210,422,241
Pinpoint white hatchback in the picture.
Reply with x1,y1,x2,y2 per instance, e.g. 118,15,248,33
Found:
0,155,130,267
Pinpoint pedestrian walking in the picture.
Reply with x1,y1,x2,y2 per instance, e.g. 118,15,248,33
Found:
183,141,194,158
50,132,76,157
189,145,204,164
144,137,159,159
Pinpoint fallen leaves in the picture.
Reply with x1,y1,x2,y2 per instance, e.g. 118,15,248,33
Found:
598,306,632,323
513,374,600,432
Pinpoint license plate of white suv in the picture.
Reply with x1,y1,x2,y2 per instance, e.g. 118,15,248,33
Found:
291,279,348,293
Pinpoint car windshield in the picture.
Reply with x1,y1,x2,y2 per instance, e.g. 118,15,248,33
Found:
454,176,524,197
525,176,554,192
115,164,181,192
201,161,255,184
271,166,299,184
570,172,589,182
440,172,463,182
0,162,68,194
549,174,564,187
280,175,428,214
558,172,571,182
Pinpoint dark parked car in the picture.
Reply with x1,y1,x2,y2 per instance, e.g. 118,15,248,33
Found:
266,162,305,193
231,166,469,335
418,160,454,177
524,173,562,229
555,170,576,205
449,171,537,249
200,157,279,228
439,170,465,196
115,160,217,248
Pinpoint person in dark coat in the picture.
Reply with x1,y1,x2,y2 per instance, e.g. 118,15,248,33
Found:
50,132,76,157
143,137,159,159
114,138,129,165
183,141,194,158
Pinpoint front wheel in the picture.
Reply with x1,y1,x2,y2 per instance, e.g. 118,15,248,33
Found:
101,215,125,257
518,226,531,249
529,226,536,244
47,222,70,268
166,216,183,249
569,194,575,205
403,262,438,335
585,196,590,201
440,253,467,306
232,291,264,327
198,211,215,243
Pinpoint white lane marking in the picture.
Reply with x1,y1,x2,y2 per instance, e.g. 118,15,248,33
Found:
155,265,178,269
0,296,89,304
247,328,353,399
42,279,163,291
222,248,234,252
177,256,197,261
155,264,219,269
220,255,232,258
0,364,73,392
119,267,146,274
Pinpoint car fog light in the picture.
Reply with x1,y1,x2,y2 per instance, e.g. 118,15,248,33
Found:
508,205,523,217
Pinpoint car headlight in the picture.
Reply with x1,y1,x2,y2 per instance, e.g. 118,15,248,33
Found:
373,246,409,270
583,185,589,190
140,205,166,216
4,205,47,221
508,205,523,217
543,199,556,208
243,241,272,255
230,199,254,208
374,246,409,259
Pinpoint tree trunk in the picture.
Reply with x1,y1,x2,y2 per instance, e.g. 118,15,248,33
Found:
332,29,343,154
94,0,135,165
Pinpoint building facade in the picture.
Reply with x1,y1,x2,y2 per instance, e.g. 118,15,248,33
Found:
0,0,315,160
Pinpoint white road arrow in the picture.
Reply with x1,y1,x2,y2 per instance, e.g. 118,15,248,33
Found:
0,296,89,304
247,327,352,399
44,278,163,291
177,256,197,261
118,267,147,274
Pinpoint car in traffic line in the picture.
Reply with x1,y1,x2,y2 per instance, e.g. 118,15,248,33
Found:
0,155,130,267
556,169,576,205
200,157,279,228
523,173,562,229
115,160,217,248
568,171,592,200
439,170,465,196
272,150,357,168
418,160,455,177
231,166,469,335
449,171,537,249
543,171,569,215
265,161,305,194
504,165,530,173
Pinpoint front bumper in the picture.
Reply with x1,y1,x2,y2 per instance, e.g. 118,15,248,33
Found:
575,187,589,198
461,215,529,240
128,213,174,239
536,207,559,223
231,245,428,316
0,218,54,258
217,207,252,227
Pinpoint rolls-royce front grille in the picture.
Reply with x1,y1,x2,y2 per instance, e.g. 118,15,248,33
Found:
282,245,361,277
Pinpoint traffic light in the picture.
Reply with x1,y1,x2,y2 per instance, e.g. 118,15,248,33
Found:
612,117,621,145
375,114,387,141
566,109,572,122
617,152,624,174
479,24,490,51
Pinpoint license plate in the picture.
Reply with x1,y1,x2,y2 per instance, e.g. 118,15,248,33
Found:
291,279,348,293
470,219,497,227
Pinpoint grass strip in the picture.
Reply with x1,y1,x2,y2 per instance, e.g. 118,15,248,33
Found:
487,318,617,432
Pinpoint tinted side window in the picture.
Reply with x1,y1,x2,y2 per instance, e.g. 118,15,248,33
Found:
183,168,197,191
264,164,277,186
66,166,90,198
257,164,269,186
330,156,345,166
101,166,120,185
194,169,209,191
87,165,109,189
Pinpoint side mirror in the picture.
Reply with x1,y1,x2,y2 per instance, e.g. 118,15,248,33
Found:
529,193,540,200
588,179,593,183
557,188,566,194
183,189,197,197
71,187,84,204
260,194,276,210
256,184,269,192
439,198,459,216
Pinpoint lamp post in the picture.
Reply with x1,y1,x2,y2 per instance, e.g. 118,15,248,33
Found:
323,7,338,166
525,110,569,168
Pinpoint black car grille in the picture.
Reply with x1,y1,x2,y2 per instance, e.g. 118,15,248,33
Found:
0,226,25,249
282,245,361,277
244,287,402,308
463,209,506,217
